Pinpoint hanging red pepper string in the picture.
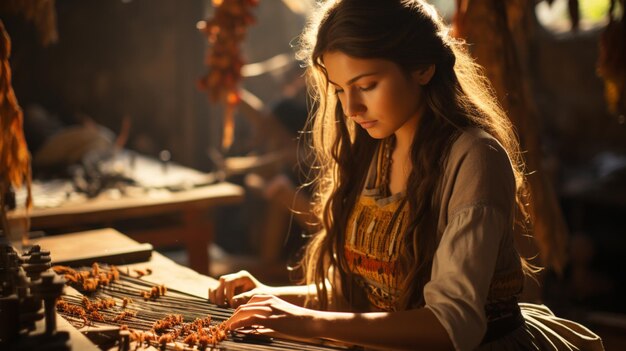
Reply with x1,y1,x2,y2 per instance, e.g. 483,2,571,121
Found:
197,0,259,150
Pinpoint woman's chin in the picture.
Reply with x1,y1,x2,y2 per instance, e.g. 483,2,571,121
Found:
365,129,391,140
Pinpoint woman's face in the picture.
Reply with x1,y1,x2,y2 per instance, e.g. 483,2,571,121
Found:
323,51,425,140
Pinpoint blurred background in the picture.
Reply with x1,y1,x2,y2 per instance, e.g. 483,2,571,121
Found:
1,0,625,348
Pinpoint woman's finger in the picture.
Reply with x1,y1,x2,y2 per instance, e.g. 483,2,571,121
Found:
231,293,270,311
227,305,273,329
229,314,268,331
224,277,253,305
209,271,259,306
214,276,227,305
211,276,236,305
229,309,282,331
231,292,256,308
225,279,241,304
208,286,215,302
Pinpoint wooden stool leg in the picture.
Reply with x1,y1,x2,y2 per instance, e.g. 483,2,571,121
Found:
259,202,289,263
182,210,213,275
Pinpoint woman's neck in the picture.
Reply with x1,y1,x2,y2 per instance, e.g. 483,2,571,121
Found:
393,135,412,160
395,105,421,149
393,113,418,163
388,135,414,194
388,115,418,194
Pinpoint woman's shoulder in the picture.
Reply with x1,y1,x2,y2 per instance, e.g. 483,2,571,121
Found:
446,127,513,175
450,127,506,159
440,127,516,217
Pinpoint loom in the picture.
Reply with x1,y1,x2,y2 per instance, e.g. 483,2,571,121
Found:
0,242,351,351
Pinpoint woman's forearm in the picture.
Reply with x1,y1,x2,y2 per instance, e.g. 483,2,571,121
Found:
313,307,453,351
266,284,317,307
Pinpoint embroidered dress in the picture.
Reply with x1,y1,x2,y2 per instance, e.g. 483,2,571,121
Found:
344,129,604,350
344,191,407,310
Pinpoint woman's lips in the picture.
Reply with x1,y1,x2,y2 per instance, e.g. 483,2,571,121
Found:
358,120,377,129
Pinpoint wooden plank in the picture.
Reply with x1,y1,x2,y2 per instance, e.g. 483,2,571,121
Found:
31,228,153,267
34,228,218,296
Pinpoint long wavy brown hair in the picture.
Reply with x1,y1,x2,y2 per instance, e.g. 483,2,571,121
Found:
296,0,531,311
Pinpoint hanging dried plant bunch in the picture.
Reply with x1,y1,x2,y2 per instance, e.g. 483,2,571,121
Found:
197,0,258,149
0,0,57,239
0,21,32,211
597,0,626,116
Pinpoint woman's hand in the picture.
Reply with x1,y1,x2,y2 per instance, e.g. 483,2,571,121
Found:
208,270,268,308
226,294,323,339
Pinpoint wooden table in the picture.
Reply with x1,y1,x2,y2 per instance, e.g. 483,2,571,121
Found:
10,182,244,275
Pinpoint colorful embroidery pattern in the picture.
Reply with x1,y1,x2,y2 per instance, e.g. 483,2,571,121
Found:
345,196,408,311
487,268,524,301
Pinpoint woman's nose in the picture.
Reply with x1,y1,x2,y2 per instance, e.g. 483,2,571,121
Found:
344,89,366,117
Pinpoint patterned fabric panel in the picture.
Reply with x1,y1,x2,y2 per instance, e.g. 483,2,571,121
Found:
345,248,400,311
345,196,408,311
487,268,524,301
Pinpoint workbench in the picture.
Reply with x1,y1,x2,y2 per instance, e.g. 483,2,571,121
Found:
10,181,243,275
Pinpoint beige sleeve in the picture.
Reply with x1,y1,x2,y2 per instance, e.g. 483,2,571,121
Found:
424,205,508,351
424,132,518,350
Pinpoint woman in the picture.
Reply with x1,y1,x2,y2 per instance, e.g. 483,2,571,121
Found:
209,1,604,350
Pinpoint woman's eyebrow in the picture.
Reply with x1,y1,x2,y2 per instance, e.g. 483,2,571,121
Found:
328,72,379,86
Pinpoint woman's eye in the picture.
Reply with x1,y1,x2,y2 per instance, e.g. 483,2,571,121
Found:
334,88,344,95
359,83,376,92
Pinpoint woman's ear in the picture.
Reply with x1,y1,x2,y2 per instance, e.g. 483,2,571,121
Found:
413,64,435,85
